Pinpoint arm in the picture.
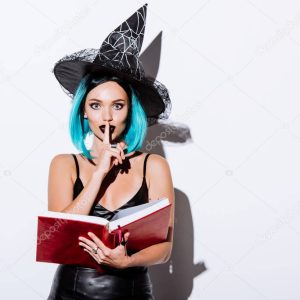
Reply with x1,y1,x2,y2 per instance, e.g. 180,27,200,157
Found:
125,154,175,267
48,154,106,215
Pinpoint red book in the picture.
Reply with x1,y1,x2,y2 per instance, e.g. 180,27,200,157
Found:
36,198,171,272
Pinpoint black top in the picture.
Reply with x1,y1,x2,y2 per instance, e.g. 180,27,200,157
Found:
72,152,150,219
71,152,151,275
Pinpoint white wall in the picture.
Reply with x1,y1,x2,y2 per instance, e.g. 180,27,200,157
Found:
0,0,300,299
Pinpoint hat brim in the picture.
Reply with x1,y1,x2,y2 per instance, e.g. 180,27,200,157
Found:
53,60,170,121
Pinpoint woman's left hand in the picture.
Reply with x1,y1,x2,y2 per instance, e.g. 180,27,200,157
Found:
78,231,131,269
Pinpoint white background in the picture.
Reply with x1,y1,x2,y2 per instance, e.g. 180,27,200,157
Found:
0,0,300,299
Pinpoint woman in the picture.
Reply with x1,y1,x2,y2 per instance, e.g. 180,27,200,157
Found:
47,4,174,300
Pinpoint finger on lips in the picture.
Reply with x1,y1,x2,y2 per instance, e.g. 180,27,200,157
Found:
103,120,111,145
102,122,127,163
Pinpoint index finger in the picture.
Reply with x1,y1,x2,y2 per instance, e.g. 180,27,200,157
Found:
103,120,111,145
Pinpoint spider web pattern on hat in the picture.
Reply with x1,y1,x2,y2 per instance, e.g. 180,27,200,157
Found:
52,3,172,126
98,4,147,80
53,47,172,125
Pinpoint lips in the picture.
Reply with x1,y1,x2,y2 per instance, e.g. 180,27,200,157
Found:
99,125,115,134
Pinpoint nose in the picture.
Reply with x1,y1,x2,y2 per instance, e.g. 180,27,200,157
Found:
102,107,113,122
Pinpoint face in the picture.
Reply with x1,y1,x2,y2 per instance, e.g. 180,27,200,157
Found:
83,81,130,143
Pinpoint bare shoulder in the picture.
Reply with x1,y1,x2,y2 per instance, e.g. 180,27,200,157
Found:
147,153,170,170
48,154,76,212
49,153,74,175
144,153,174,203
145,153,172,178
50,153,73,166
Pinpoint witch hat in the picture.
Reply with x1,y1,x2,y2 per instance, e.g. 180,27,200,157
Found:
53,3,171,126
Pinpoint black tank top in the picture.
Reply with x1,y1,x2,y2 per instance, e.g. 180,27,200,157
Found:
72,152,151,218
71,152,151,275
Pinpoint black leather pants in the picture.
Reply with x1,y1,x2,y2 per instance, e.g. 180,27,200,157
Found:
47,264,154,300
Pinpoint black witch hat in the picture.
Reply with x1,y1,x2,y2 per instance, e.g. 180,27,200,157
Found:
52,3,171,126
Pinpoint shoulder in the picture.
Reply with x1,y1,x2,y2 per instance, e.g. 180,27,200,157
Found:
49,153,76,174
50,153,74,165
145,153,171,174
143,153,174,200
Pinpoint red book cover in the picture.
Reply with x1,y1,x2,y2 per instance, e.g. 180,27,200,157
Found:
110,203,171,251
36,198,171,272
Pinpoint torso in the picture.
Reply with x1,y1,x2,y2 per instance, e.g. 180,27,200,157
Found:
71,150,151,220
71,150,151,272
51,151,152,279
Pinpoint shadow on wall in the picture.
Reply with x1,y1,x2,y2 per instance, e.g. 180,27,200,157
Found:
140,31,206,299
141,123,206,300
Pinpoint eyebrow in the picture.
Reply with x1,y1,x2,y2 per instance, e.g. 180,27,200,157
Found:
87,98,126,103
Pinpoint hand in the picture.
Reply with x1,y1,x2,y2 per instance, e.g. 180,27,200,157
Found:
91,120,131,175
78,231,131,269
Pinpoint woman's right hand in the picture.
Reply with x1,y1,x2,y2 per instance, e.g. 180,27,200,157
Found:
90,120,130,176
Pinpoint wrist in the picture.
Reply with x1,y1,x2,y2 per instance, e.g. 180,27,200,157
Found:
92,170,107,181
122,254,134,269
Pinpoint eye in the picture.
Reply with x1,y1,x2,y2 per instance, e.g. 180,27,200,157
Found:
90,103,100,110
89,103,124,110
114,103,124,110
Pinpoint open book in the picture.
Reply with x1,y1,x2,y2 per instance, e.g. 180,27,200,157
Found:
36,198,171,271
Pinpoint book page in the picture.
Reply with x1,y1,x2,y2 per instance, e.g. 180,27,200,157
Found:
110,199,164,220
109,197,169,232
39,210,109,226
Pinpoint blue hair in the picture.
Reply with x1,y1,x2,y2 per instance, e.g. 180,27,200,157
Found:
69,73,148,160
